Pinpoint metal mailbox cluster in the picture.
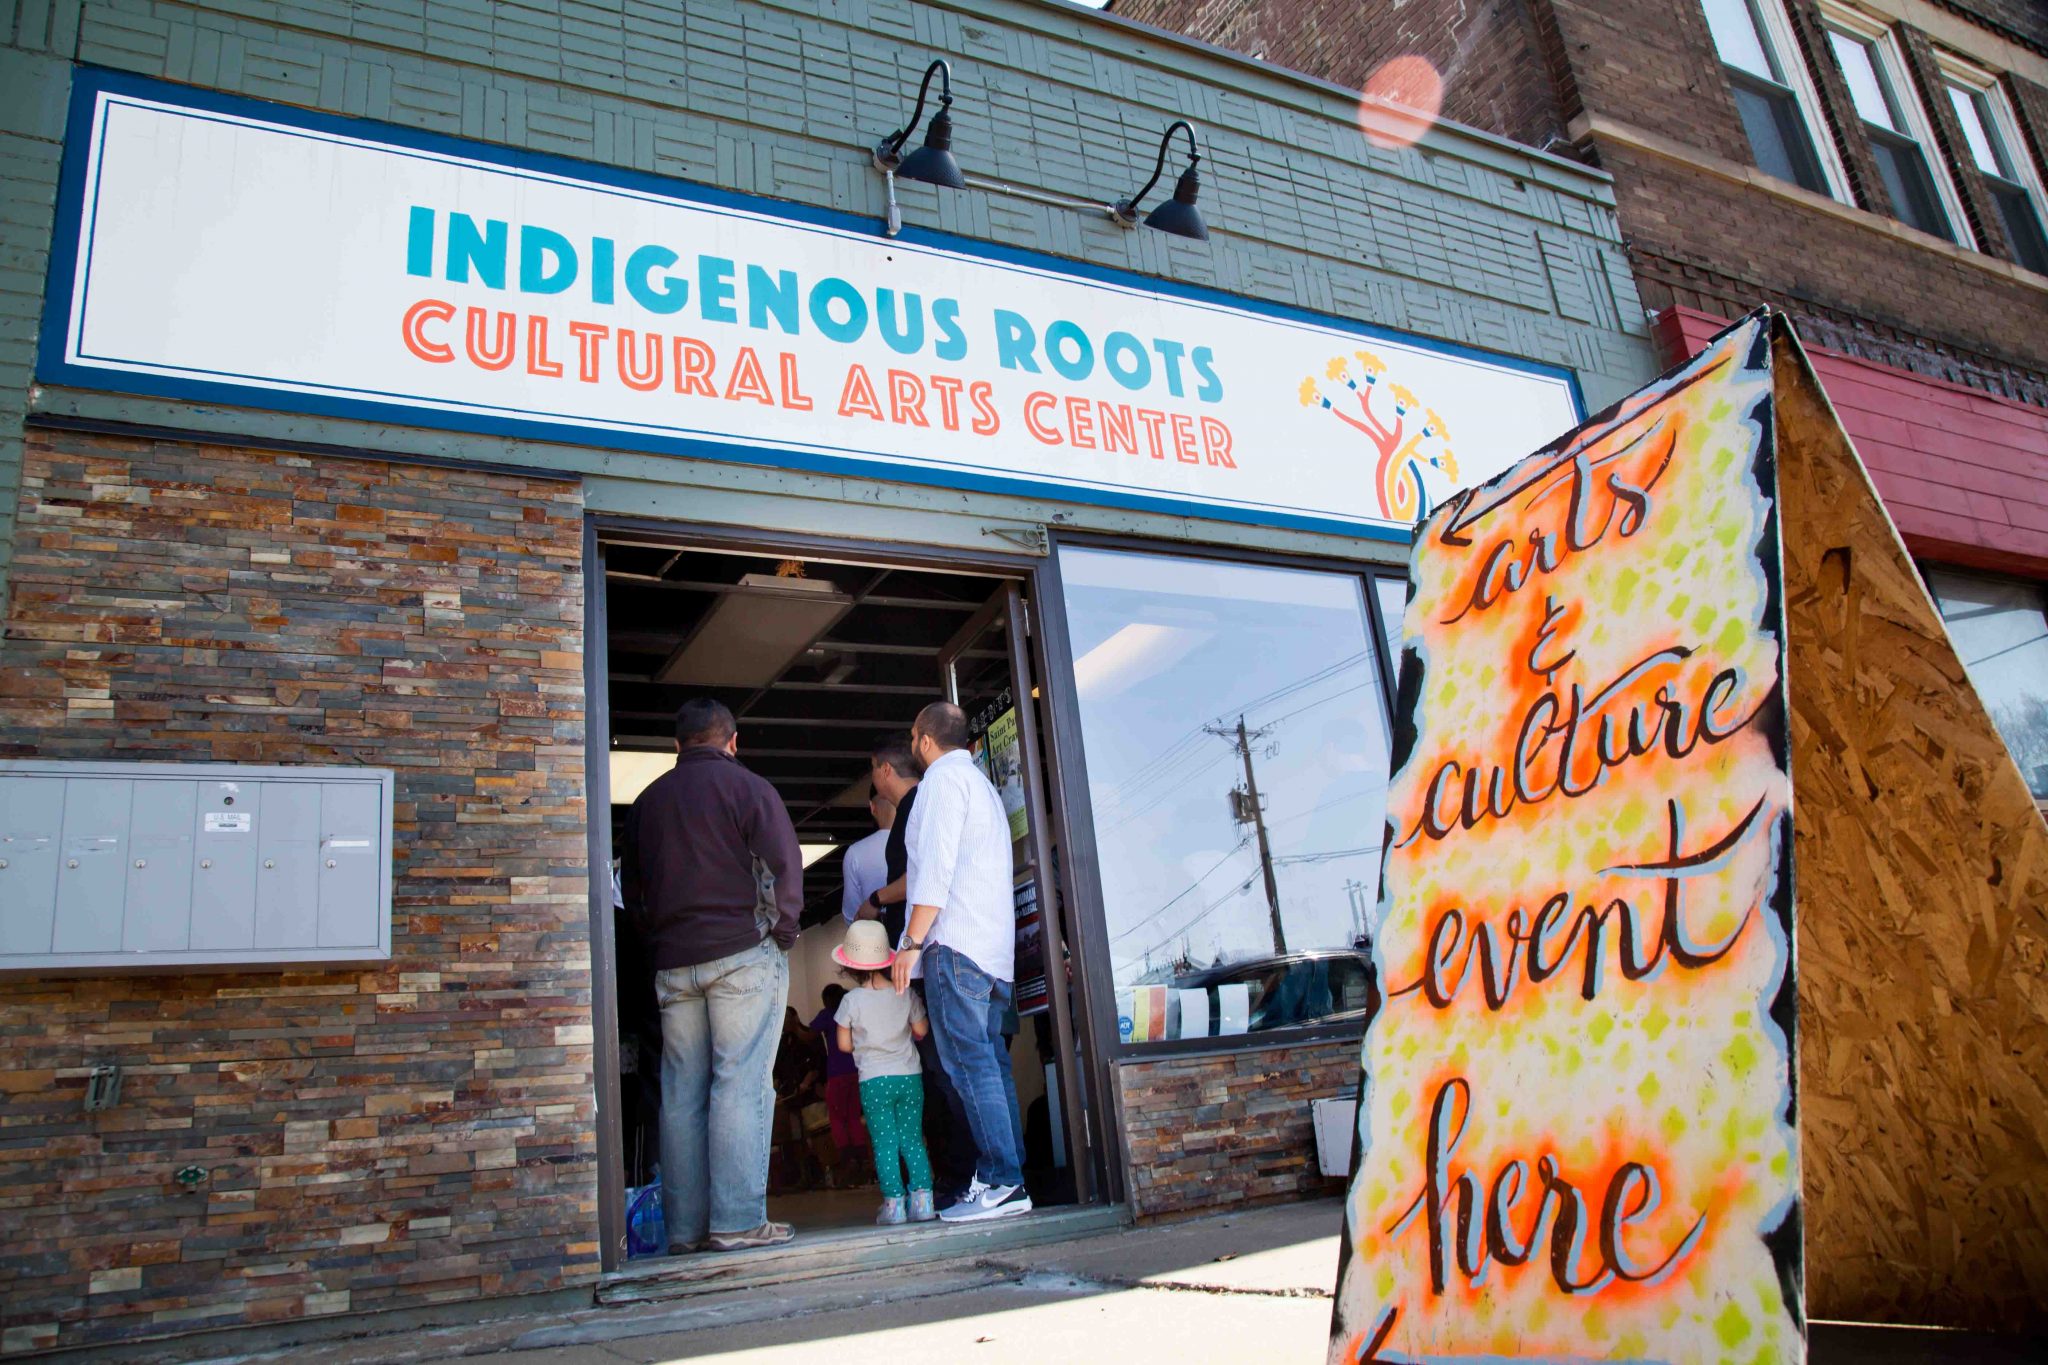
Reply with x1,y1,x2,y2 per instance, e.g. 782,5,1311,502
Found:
0,761,394,971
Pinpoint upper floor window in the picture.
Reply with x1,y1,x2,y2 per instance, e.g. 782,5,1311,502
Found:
1943,68,2048,274
1701,0,1844,197
1925,567,2048,798
1822,12,1971,244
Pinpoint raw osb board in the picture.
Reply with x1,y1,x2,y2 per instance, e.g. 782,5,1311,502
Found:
1775,324,2048,1331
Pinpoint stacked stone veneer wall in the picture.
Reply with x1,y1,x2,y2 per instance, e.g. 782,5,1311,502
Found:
1115,1038,1355,1219
0,430,593,1355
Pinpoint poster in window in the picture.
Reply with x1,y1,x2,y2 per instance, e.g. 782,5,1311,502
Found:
981,707,1031,844
1013,877,1048,1016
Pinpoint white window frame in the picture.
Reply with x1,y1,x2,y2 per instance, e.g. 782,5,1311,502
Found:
1820,2,1977,246
1936,49,2048,264
1718,0,1856,202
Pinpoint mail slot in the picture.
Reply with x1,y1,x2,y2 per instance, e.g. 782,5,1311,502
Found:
0,761,394,972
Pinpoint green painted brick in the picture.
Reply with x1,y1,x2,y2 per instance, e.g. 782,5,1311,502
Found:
0,0,1657,606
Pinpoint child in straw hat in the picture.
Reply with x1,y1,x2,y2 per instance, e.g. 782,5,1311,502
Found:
832,919,937,1225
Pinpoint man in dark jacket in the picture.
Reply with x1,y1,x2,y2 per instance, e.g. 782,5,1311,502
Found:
623,698,802,1254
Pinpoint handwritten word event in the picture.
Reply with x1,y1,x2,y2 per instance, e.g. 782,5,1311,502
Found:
398,208,1241,465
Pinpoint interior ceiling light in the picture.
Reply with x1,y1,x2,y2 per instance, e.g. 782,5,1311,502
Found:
608,749,676,807
828,775,874,809
1113,120,1209,241
655,573,853,687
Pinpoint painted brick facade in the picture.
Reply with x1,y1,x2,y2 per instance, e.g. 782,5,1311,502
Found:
1115,1040,1354,1219
0,0,1659,609
0,430,591,1355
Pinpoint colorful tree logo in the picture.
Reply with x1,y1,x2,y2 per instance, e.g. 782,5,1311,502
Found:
1299,351,1459,522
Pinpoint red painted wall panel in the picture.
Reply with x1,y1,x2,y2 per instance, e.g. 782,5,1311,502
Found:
1654,308,2048,578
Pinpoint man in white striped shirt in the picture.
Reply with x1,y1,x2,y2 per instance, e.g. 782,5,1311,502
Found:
890,701,1030,1222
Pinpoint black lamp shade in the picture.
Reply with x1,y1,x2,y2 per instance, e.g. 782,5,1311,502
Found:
896,108,965,189
1144,165,1208,240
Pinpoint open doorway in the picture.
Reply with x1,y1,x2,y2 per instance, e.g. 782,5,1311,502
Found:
595,533,1090,1262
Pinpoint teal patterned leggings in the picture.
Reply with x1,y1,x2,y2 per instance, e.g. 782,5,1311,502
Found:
858,1074,931,1199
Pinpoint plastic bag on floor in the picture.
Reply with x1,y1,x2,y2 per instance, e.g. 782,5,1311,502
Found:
626,1173,667,1258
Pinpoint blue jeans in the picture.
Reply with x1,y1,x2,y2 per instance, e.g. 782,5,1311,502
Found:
923,944,1025,1189
655,936,789,1242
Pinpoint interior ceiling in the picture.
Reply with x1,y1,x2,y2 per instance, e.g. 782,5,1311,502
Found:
605,541,1013,922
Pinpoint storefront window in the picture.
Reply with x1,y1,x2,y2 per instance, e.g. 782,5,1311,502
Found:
1059,546,1393,1044
1927,567,2048,797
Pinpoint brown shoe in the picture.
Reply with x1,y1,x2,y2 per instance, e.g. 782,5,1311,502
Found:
708,1221,795,1252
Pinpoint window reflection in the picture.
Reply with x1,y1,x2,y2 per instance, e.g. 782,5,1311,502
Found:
1374,574,1408,666
1945,79,2048,274
1927,567,2048,797
1060,547,1391,1042
1701,0,1834,196
1825,25,1958,241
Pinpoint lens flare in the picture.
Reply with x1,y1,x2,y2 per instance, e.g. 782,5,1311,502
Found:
1358,56,1445,150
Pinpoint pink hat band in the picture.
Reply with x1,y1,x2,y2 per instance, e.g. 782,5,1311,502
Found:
834,919,897,970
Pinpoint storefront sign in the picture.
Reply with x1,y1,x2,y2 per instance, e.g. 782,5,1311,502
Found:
43,73,1580,539
1331,316,1804,1361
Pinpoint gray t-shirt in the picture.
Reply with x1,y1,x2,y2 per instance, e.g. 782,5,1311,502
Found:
834,986,926,1081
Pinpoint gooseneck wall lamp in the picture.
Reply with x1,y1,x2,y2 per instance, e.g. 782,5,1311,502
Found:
1111,120,1208,241
872,57,1214,243
873,59,964,235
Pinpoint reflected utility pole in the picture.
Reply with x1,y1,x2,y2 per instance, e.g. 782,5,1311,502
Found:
1209,714,1285,954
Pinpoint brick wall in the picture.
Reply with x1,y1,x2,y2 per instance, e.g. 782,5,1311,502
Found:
1121,0,2048,411
1113,0,1570,148
1115,1039,1355,1219
1607,142,2048,399
1941,0,2048,52
0,429,593,1355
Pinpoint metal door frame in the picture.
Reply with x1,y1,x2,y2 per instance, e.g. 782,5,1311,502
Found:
584,517,1113,1269
935,583,1099,1206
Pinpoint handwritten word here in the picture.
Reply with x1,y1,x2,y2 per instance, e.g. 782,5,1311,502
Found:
1331,316,1804,1365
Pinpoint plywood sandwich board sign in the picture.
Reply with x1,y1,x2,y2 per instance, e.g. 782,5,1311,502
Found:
1331,312,1804,1363
1332,305,2048,1360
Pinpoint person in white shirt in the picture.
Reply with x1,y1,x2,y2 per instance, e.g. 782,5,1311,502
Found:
890,701,1030,1222
839,790,892,926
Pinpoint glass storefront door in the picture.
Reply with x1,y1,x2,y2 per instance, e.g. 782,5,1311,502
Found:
1055,545,1400,1046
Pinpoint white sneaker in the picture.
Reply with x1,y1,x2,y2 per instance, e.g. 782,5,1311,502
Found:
938,1178,989,1218
938,1182,1032,1223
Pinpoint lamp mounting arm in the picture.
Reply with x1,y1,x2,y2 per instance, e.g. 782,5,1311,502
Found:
1113,120,1200,227
877,59,954,167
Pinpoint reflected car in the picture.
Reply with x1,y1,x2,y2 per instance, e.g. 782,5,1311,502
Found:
1170,947,1379,1035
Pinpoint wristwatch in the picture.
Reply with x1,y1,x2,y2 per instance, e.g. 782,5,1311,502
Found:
901,932,925,953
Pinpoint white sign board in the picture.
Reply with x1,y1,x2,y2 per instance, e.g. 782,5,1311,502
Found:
44,73,1583,538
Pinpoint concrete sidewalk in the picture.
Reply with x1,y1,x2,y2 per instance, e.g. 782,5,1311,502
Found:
180,1199,2036,1365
